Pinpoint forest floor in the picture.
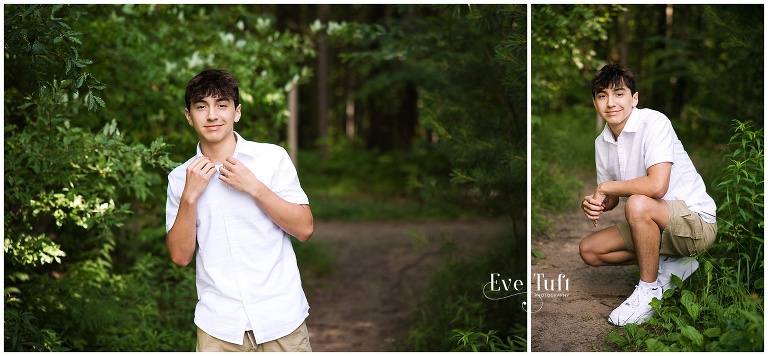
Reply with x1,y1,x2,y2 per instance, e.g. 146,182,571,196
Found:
302,218,511,352
530,184,637,352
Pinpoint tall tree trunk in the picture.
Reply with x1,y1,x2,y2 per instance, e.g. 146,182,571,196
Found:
651,4,668,111
620,10,629,66
671,4,689,121
288,83,299,166
316,4,330,160
344,62,356,139
394,83,418,150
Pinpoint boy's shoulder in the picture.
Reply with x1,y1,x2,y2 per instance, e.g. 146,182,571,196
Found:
636,107,671,124
239,138,287,155
236,138,291,164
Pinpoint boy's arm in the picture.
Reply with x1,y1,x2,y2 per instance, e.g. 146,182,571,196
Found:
166,157,216,266
593,162,672,202
584,163,668,228
219,156,314,241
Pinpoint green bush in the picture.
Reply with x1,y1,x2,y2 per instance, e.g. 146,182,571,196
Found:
4,5,190,351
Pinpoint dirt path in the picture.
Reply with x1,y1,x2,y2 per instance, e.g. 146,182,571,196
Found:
303,219,511,352
531,190,637,352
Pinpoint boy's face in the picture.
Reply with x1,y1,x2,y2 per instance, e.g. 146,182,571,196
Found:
592,81,638,135
185,96,242,144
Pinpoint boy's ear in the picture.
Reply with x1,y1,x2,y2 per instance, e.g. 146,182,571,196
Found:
234,104,242,123
184,108,193,126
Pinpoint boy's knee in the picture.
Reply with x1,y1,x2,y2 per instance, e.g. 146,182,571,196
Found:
578,239,599,266
624,195,656,219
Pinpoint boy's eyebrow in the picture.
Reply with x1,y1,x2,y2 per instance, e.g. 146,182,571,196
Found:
192,97,231,104
597,86,625,94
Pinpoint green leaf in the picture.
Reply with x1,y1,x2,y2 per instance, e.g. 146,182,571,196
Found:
531,249,545,259
703,327,721,338
680,290,701,322
680,325,704,347
606,331,627,346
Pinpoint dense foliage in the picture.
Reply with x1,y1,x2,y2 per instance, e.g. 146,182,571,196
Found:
329,4,526,220
4,5,182,350
533,4,763,144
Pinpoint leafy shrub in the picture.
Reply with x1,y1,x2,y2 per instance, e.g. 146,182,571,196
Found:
451,329,526,352
710,120,764,287
4,5,189,351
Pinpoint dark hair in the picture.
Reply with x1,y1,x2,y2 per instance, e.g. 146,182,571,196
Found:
184,69,240,110
590,63,636,98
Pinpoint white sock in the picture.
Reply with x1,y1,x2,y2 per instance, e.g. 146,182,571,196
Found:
639,279,660,290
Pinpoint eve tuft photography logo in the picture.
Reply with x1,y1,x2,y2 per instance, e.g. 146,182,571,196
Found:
482,273,542,313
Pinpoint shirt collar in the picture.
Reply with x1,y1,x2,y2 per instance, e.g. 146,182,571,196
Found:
622,108,640,133
195,131,246,158
601,108,640,142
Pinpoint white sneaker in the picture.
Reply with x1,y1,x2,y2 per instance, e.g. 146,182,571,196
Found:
608,284,662,326
657,255,699,292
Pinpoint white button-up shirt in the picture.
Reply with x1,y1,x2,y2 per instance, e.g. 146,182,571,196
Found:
595,108,717,223
166,132,310,345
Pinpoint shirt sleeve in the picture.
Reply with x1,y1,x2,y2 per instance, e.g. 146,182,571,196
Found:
644,116,675,169
272,147,310,205
595,138,611,185
165,175,180,233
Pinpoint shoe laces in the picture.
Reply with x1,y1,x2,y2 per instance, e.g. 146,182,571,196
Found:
625,285,657,306
624,286,643,306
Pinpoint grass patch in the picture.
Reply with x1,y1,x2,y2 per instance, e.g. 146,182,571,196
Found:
297,147,466,221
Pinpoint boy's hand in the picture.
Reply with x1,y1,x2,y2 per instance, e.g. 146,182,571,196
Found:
183,156,216,202
219,156,262,197
582,192,607,228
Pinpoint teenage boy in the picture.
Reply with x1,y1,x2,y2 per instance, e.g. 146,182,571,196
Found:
165,69,314,351
578,63,717,326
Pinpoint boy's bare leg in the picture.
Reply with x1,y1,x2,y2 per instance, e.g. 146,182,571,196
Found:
579,226,636,266
624,195,669,283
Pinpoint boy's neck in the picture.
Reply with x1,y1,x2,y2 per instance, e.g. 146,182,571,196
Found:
200,132,237,165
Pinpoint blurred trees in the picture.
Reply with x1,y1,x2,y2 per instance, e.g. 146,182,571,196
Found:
5,4,525,351
532,4,763,146
329,4,526,217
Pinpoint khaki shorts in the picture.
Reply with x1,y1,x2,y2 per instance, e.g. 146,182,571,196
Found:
196,321,312,352
618,200,717,257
